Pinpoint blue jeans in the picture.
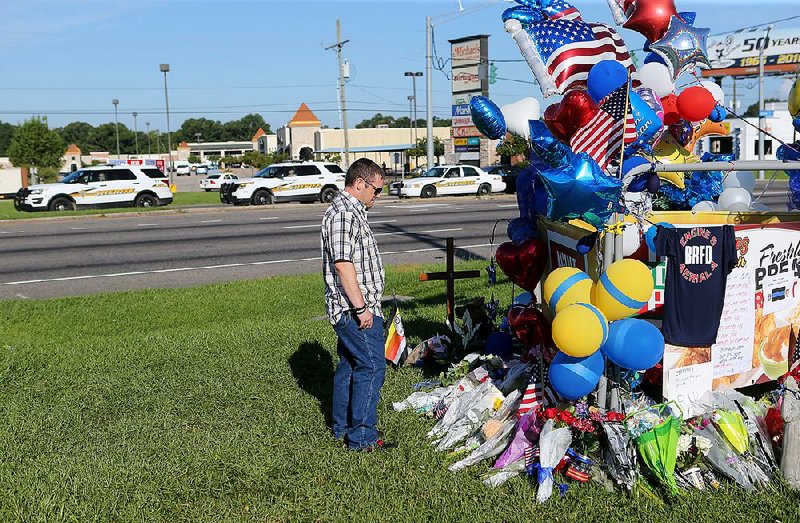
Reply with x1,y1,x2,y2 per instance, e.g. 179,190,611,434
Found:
332,312,385,449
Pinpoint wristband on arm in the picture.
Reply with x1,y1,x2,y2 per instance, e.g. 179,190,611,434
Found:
353,304,368,314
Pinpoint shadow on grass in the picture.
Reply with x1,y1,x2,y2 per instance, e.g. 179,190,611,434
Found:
289,340,335,429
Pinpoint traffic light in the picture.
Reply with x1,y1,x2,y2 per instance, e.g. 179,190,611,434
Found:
489,62,497,84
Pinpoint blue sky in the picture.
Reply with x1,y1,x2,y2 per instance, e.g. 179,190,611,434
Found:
1,0,797,132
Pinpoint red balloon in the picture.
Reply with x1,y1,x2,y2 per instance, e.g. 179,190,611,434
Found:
543,90,599,143
507,305,551,351
677,86,716,122
495,239,547,292
623,0,678,42
660,94,680,126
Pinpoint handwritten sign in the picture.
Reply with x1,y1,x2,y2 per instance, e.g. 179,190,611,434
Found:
762,272,793,315
711,270,756,379
666,362,713,419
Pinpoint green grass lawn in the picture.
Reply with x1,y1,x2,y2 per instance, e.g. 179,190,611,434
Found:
0,191,222,220
0,263,797,522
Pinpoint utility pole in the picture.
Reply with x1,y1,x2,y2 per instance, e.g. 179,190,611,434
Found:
405,71,423,144
426,15,434,169
112,99,120,160
146,121,151,156
326,20,350,169
132,112,139,156
757,25,772,180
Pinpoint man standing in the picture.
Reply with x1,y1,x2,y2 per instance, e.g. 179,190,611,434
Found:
321,158,393,451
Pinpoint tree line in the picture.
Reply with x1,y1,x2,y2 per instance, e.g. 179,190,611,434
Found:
0,114,272,157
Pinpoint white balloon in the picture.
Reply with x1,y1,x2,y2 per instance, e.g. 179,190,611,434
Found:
692,200,717,212
750,202,771,211
719,187,752,212
700,81,725,105
500,97,541,140
622,223,642,257
722,171,756,193
638,63,675,99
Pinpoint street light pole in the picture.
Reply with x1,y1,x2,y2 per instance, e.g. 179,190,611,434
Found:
407,95,415,174
426,16,434,169
132,112,139,156
145,121,151,156
326,21,351,169
160,64,174,184
757,25,772,180
405,71,423,145
112,99,120,160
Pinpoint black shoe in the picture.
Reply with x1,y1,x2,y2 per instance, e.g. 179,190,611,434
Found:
352,439,397,452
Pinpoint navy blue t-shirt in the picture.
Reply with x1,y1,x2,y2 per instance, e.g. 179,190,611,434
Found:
655,225,737,346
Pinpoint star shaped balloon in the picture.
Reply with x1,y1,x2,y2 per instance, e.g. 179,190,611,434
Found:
538,152,622,230
650,16,710,78
622,0,678,42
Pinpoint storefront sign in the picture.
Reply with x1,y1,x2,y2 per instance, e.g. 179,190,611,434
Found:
703,27,800,77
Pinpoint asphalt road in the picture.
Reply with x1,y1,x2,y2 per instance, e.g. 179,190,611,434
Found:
0,196,520,300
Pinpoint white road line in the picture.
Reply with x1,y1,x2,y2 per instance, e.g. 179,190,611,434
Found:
259,216,280,220
201,219,222,224
420,228,462,234
70,227,89,230
497,204,518,208
0,231,12,234
368,219,397,224
368,211,382,214
137,223,159,227
2,243,492,286
282,224,320,229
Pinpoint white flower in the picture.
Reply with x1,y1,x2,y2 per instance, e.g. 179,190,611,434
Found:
677,434,692,455
694,435,713,455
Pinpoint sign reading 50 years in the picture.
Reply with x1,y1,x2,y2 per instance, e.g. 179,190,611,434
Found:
703,27,800,77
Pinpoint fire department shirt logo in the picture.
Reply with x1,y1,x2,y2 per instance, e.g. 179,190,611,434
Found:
679,227,719,283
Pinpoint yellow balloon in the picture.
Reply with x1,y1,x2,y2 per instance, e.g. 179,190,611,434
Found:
790,77,800,117
543,267,593,314
552,303,608,358
652,134,700,189
592,259,654,321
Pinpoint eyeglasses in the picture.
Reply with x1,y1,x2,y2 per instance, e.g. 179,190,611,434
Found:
361,178,383,196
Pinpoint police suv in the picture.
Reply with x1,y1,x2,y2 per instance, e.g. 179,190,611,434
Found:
219,162,345,205
388,164,505,198
14,165,173,212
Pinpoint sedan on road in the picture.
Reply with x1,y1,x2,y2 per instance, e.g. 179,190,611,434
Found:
484,164,523,194
389,165,505,198
199,173,238,191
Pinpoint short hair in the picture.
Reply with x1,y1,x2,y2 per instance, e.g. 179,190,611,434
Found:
345,158,383,187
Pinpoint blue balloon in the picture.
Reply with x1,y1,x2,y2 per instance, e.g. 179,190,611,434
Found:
600,319,665,371
622,156,651,183
644,222,674,252
502,5,545,24
678,11,697,26
777,142,800,209
587,60,628,103
507,217,538,244
549,350,605,400
793,116,800,133
708,105,727,123
577,232,598,255
470,96,507,140
538,153,623,229
485,331,515,358
529,120,574,168
513,291,533,306
626,90,663,156
643,52,667,66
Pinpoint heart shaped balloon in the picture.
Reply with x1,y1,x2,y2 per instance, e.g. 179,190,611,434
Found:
495,239,547,292
543,91,599,143
507,304,552,351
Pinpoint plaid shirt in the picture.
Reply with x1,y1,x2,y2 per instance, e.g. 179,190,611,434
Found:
321,191,385,325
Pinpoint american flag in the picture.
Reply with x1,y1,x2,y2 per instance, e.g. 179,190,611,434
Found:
542,0,582,21
528,19,635,95
517,359,557,417
570,83,637,172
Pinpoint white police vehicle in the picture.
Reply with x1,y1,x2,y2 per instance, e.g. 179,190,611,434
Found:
388,165,505,198
14,165,173,212
219,162,345,205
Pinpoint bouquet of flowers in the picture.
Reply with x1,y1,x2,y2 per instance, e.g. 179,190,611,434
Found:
674,433,713,490
601,416,637,491
534,419,572,503
494,408,542,469
692,420,757,491
625,402,683,496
